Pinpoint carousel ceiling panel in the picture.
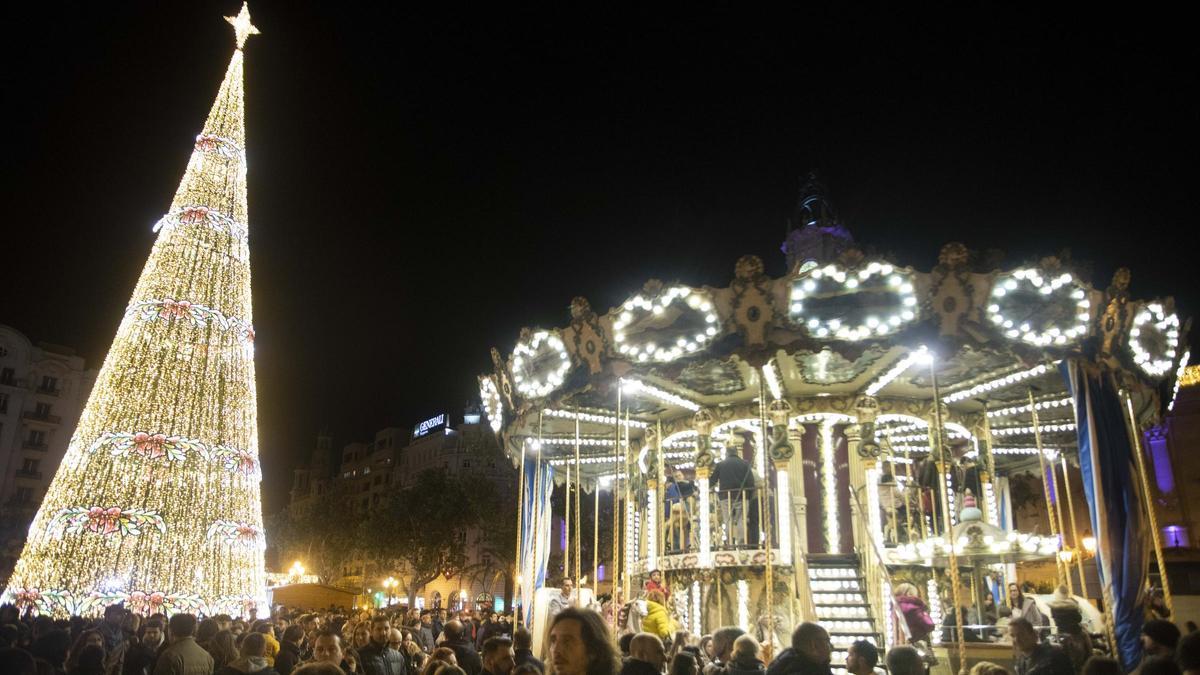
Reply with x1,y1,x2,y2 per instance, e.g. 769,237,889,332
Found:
563,389,660,416
665,358,747,396
906,346,1014,389
793,345,889,385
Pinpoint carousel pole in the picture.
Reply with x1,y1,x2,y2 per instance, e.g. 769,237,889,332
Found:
594,473,600,597
759,377,775,657
1059,455,1089,597
1028,389,1069,590
564,461,571,587
612,387,623,625
979,405,999,526
930,364,968,675
575,414,582,597
533,410,546,616
515,427,526,626
1123,392,1174,617
624,408,633,603
901,449,917,545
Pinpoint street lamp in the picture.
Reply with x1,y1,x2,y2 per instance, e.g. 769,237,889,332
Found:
288,561,305,583
384,577,398,606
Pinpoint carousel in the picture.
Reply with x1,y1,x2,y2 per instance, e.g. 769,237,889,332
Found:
475,178,1191,672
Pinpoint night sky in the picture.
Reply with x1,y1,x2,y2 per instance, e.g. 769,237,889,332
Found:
3,3,1196,515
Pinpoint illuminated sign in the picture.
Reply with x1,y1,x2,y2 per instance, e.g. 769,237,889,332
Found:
413,413,447,438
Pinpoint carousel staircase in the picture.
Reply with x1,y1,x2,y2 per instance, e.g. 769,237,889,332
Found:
807,553,883,675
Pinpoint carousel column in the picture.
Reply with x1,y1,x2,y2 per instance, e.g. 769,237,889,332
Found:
645,426,659,574
978,408,1001,527
846,395,885,642
767,399,795,565
694,409,716,568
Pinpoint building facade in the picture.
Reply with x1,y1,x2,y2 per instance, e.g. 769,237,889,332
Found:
0,324,96,582
286,410,515,612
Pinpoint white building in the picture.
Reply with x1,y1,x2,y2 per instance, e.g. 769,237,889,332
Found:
0,324,96,579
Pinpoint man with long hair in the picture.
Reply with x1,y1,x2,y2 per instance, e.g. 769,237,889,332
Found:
547,608,621,675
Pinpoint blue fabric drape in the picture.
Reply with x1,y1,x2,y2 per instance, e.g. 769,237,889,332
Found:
519,461,554,624
1063,360,1149,671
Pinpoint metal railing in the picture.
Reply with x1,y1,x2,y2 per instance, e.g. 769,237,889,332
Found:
851,484,900,651
659,487,777,555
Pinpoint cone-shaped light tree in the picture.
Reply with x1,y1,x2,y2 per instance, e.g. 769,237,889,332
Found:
2,3,267,618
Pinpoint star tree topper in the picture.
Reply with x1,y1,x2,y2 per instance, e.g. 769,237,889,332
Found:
225,2,260,49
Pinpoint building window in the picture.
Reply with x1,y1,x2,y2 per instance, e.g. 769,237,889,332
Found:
15,487,33,504
35,402,52,418
27,430,46,446
39,375,58,393
0,392,8,413
0,368,14,385
21,458,39,473
462,460,471,468
1165,525,1189,548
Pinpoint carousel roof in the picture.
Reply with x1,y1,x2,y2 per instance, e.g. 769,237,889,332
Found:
477,202,1191,482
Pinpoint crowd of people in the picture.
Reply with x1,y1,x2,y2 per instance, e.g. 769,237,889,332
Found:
1,583,1199,675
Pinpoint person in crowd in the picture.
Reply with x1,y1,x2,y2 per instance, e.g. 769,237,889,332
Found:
353,625,372,652
1177,631,1200,675
670,653,699,675
1142,658,1182,675
233,622,249,640
217,632,277,675
512,665,541,675
621,634,666,675
119,617,166,675
481,637,516,675
198,620,220,650
969,662,1008,675
0,647,38,675
698,637,714,666
1143,620,1182,659
980,592,1000,625
72,645,108,675
215,616,234,634
513,628,544,673
1046,587,1091,673
422,648,459,675
1148,590,1171,621
641,592,676,643
893,584,934,650
764,623,831,675
1008,584,1045,627
546,608,621,675
548,580,577,623
311,632,353,675
663,474,693,552
1010,618,1071,675
477,616,505,653
293,664,347,675
98,606,129,655
416,615,436,653
277,626,306,675
711,445,754,547
704,628,745,675
359,615,407,675
645,572,669,602
619,634,635,659
884,647,923,675
388,629,405,653
844,640,879,675
440,622,481,675
724,635,765,675
154,614,214,675
208,631,240,672
66,629,105,674
254,622,281,666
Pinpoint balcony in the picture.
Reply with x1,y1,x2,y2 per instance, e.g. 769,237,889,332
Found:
21,442,48,452
23,411,62,424
36,386,61,397
16,470,43,480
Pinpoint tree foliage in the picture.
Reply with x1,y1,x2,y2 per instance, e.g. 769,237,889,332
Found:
268,482,362,585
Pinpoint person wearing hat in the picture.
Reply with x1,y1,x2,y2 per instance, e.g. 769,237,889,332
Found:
1141,619,1181,659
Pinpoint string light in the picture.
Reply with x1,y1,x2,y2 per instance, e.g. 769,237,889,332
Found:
991,422,1076,436
942,363,1054,403
620,378,701,411
927,578,942,644
865,346,929,396
511,330,571,398
1129,303,1180,377
789,262,918,340
763,362,783,400
479,376,503,433
986,269,1091,347
612,286,720,362
1169,351,1192,412
543,408,649,428
2,5,265,619
986,397,1072,418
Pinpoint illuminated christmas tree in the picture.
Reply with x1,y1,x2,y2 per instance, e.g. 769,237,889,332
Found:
2,4,267,618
